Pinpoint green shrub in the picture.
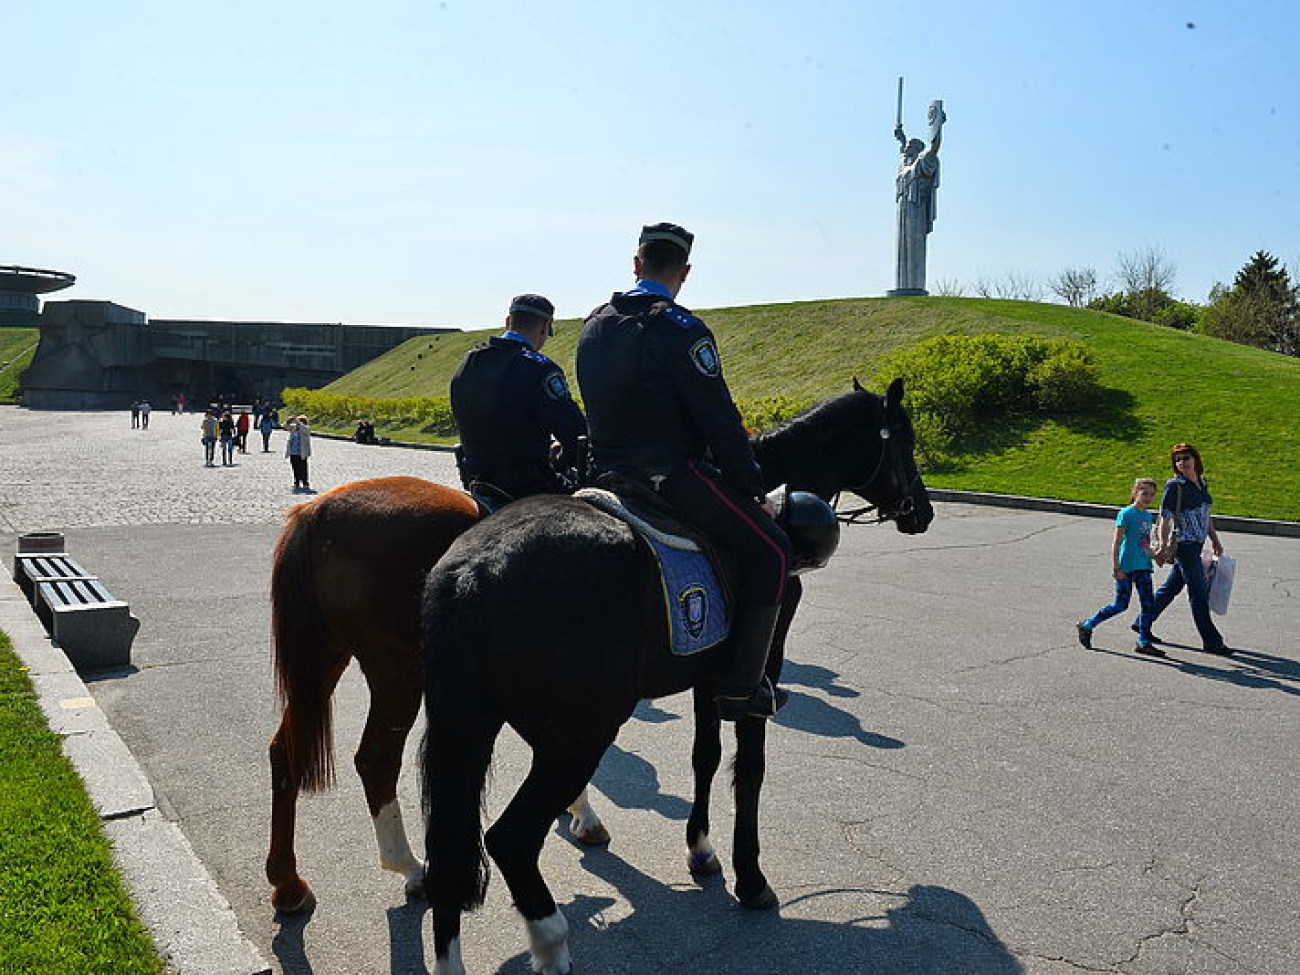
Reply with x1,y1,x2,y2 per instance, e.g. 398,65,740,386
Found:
872,333,1101,458
280,388,457,435
1027,341,1100,412
739,395,816,433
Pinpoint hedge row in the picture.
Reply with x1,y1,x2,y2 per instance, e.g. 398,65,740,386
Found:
281,387,816,438
285,333,1102,458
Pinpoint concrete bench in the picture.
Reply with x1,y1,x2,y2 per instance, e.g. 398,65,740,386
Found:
13,553,98,606
32,576,139,671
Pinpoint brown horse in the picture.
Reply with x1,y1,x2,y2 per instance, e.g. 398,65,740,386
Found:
265,475,608,914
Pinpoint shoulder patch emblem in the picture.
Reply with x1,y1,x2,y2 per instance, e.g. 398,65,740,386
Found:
543,371,572,401
689,338,721,377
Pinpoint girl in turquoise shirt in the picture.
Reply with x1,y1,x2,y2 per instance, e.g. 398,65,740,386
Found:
1078,477,1160,656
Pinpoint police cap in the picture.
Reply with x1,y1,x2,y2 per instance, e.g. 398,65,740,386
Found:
508,294,555,319
639,222,694,258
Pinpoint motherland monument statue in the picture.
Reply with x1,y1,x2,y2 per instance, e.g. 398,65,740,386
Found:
887,78,945,297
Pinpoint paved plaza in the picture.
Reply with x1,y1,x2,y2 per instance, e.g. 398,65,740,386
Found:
2,405,1299,974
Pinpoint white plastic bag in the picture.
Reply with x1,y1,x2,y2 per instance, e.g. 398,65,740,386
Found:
1203,553,1236,616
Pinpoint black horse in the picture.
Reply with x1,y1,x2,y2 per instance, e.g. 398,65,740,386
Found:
420,378,933,975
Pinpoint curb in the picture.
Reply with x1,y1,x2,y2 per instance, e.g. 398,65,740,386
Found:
0,572,273,975
926,488,1300,538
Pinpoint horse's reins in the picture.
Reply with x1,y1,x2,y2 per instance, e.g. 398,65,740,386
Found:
831,422,919,526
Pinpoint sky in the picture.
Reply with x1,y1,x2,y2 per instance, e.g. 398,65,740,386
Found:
5,1,1298,329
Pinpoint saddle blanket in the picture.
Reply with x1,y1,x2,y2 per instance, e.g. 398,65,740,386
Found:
643,535,731,656
575,488,730,655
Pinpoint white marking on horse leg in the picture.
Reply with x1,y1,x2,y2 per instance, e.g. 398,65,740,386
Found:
689,832,720,874
526,909,571,975
432,936,466,975
373,799,424,894
566,788,609,845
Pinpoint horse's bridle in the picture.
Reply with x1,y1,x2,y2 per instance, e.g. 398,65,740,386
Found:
830,418,921,526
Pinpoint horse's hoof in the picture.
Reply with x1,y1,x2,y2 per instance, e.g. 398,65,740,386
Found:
736,882,778,910
688,850,722,877
573,822,610,847
272,878,317,915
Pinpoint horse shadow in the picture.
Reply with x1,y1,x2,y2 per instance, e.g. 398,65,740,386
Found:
273,898,434,975
776,689,906,749
270,905,316,974
588,741,694,821
780,659,861,698
600,683,902,822
514,842,1028,975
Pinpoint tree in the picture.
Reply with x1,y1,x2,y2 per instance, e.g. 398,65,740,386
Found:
973,271,1043,301
1048,266,1099,307
1202,251,1299,356
1113,246,1176,322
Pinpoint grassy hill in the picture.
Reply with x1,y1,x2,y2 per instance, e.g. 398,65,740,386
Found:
322,298,1300,521
0,328,39,403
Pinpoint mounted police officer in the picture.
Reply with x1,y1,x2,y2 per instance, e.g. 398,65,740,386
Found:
450,294,587,502
577,223,793,721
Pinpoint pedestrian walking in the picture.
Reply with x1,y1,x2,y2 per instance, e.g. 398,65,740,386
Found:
1077,478,1160,656
200,411,218,466
258,409,277,452
285,415,313,492
219,411,237,466
1148,443,1232,655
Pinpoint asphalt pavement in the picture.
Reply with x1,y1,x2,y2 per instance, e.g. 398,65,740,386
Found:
2,406,1298,975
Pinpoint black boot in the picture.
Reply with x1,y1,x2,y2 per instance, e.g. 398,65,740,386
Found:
717,605,785,722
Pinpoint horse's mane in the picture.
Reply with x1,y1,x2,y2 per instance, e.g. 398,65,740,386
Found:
754,388,876,452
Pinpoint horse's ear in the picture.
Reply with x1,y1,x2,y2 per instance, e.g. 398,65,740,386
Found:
852,376,865,392
886,377,905,406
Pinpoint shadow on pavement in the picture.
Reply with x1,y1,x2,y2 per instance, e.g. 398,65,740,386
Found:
1093,642,1300,697
552,843,1024,975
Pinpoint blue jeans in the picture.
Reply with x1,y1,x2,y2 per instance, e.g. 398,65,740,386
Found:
1086,569,1155,642
1150,542,1225,650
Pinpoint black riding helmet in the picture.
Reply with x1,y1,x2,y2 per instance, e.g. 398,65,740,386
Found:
773,488,840,574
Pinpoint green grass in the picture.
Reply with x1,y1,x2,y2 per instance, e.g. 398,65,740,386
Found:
0,328,39,403
319,297,1300,521
0,632,163,975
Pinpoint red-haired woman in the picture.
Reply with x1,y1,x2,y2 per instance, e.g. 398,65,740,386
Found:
1148,443,1230,654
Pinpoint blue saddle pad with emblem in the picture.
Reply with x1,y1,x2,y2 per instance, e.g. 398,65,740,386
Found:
574,486,731,656
643,535,730,655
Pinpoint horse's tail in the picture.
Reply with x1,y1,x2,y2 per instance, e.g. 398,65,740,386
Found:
270,500,336,792
420,563,496,911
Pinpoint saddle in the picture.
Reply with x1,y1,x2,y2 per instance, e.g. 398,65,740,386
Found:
575,474,734,656
574,473,841,656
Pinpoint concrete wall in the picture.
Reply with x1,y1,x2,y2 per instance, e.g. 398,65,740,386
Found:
21,300,452,409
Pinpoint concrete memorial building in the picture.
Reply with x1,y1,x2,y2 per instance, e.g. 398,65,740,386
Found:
2,265,451,409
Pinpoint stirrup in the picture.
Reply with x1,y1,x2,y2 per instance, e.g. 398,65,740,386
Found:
468,480,515,515
717,678,787,722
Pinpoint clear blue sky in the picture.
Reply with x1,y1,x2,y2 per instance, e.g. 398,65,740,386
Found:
6,1,1298,327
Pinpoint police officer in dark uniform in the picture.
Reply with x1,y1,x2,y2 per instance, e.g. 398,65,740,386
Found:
450,294,587,501
577,223,793,721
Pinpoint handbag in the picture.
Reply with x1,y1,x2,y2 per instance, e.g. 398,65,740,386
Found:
1204,553,1236,615
1152,482,1183,566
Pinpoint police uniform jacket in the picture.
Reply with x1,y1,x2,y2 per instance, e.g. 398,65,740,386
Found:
576,288,763,500
450,335,587,478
